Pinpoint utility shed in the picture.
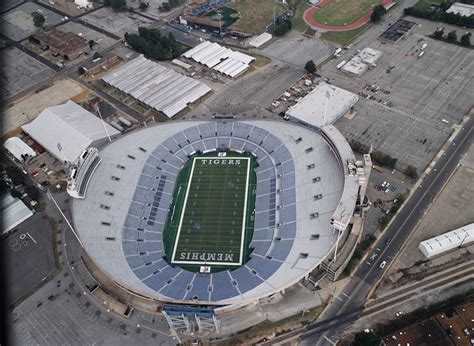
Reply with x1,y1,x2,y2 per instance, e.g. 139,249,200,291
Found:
419,223,474,259
22,100,120,163
3,137,37,163
248,33,272,48
1,194,34,235
286,83,359,128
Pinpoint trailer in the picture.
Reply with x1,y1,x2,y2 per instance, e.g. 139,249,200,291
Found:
336,60,347,69
110,121,124,132
421,43,427,50
117,116,132,127
418,51,424,58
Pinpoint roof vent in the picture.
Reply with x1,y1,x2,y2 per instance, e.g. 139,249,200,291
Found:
310,212,319,219
105,191,114,196
313,177,321,183
314,194,323,201
305,147,313,153
116,164,125,170
139,147,147,152
295,137,302,144
299,253,308,259
307,164,315,170
101,221,111,226
105,237,115,241
127,155,135,160
111,176,120,181
311,234,320,240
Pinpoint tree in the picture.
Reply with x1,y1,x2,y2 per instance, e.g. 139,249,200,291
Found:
353,330,383,346
447,30,457,43
6,166,24,186
10,189,22,199
370,5,386,23
404,165,418,179
33,13,45,27
139,2,148,10
432,28,444,39
25,185,40,200
304,60,316,74
273,22,290,36
103,0,127,10
460,32,471,47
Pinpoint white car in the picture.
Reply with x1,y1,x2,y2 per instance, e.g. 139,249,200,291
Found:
379,260,387,269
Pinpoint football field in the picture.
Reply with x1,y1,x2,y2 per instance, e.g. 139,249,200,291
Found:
169,156,254,267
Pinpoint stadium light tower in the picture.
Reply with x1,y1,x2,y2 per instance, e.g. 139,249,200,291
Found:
93,100,112,143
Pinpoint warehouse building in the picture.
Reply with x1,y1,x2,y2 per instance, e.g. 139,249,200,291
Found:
79,52,119,76
182,40,255,78
286,82,359,128
102,55,212,118
3,137,37,163
31,28,89,61
1,194,34,235
341,47,383,76
22,100,120,163
419,223,474,259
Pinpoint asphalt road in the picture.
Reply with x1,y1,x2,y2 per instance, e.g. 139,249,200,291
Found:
298,116,473,345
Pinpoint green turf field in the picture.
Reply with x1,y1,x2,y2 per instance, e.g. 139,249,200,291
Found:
312,0,384,27
164,152,256,271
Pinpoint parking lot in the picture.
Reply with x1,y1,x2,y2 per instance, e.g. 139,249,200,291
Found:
260,30,334,68
321,17,474,171
2,212,56,306
1,46,55,101
385,143,474,284
0,2,64,41
81,7,155,38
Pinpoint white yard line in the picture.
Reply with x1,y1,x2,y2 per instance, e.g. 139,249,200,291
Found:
171,157,197,262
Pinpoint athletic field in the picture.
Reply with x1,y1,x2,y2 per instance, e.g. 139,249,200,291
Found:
165,153,256,270
311,0,384,27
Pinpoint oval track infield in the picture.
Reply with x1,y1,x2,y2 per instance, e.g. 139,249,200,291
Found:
304,0,392,32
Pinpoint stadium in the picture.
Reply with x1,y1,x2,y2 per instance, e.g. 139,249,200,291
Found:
70,118,363,329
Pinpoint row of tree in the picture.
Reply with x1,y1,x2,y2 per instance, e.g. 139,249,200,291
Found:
404,6,474,28
103,0,127,10
432,28,472,46
159,0,185,12
124,27,187,61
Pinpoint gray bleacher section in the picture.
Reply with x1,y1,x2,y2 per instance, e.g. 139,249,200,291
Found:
120,121,298,301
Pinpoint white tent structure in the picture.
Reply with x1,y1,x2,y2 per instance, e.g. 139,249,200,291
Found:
182,41,255,78
286,83,359,128
22,100,120,163
3,137,37,163
419,223,474,259
102,55,212,118
1,194,34,235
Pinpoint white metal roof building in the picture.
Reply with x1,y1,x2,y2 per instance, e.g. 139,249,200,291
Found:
3,137,37,163
1,194,34,235
446,2,474,16
358,47,383,66
248,33,272,48
341,56,368,76
182,41,255,78
419,223,474,259
286,82,359,128
102,55,212,118
340,47,383,76
22,100,120,163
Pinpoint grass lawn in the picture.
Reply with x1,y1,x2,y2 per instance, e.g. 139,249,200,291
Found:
228,0,287,34
412,0,444,11
292,0,311,32
312,0,384,26
320,23,370,46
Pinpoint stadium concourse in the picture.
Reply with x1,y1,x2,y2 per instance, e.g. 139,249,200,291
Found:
69,117,365,332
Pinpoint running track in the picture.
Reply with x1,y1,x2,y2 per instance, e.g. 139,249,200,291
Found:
304,0,392,31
